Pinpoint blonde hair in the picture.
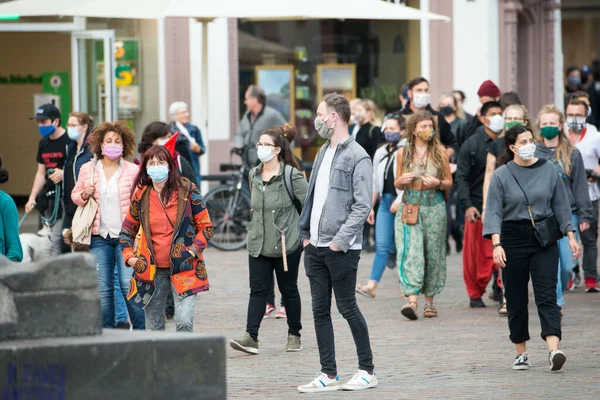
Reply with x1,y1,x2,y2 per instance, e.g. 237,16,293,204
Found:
504,104,532,127
360,99,383,127
536,104,574,176
401,112,446,175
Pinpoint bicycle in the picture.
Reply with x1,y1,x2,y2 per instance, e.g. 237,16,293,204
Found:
202,147,252,251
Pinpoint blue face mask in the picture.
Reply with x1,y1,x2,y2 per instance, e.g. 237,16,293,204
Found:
147,165,169,183
384,131,402,143
568,76,581,86
38,124,55,137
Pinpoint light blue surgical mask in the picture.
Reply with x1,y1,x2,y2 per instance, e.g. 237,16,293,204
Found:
257,145,276,163
147,165,169,183
67,127,82,141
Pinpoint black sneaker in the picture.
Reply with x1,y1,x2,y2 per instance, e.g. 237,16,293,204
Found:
115,321,131,330
469,297,486,308
513,353,532,370
549,349,566,371
386,252,397,269
489,287,503,303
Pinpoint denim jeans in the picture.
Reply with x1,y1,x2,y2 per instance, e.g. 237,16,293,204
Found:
144,268,196,332
114,270,129,324
90,235,145,329
370,193,397,282
556,214,580,306
304,245,374,376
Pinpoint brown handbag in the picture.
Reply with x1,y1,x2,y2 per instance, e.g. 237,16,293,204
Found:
401,182,423,225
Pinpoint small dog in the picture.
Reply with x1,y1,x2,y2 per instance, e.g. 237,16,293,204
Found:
19,226,52,263
63,228,90,252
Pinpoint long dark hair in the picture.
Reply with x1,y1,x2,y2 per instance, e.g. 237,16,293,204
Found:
133,145,180,203
138,121,170,155
260,124,302,171
497,124,534,167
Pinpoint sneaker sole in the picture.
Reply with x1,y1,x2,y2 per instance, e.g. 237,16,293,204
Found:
341,381,378,391
512,365,531,371
585,287,599,293
286,346,302,352
275,314,286,319
297,385,340,393
550,352,566,371
229,340,258,355
401,307,418,321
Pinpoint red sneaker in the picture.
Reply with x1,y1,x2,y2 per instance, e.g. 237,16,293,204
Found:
584,277,599,293
275,306,287,319
264,303,276,317
567,279,574,291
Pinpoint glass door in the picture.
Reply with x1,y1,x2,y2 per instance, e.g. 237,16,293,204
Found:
71,30,116,124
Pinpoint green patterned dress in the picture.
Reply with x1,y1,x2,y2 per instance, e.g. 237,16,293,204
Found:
395,160,447,297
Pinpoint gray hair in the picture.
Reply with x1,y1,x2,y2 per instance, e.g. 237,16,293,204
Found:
169,101,188,118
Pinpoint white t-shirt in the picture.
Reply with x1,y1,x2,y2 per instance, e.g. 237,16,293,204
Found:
569,123,600,201
310,145,360,249
97,162,123,239
352,124,360,138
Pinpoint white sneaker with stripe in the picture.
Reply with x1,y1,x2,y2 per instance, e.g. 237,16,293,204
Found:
341,370,378,391
297,373,341,393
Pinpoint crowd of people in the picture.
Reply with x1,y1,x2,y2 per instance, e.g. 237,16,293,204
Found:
1,63,600,393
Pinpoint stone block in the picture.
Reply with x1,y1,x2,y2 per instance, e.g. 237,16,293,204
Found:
0,330,226,399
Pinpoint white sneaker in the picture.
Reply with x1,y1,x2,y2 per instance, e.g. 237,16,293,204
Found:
341,370,378,391
297,373,341,393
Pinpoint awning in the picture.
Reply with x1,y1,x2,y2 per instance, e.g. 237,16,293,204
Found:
0,0,450,21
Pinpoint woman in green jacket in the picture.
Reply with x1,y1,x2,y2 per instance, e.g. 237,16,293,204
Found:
230,124,308,355
0,156,23,262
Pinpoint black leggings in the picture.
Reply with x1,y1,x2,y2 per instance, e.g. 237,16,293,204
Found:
501,221,561,344
246,247,302,340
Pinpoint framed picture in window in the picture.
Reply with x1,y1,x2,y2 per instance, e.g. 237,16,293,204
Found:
316,64,357,101
255,65,295,125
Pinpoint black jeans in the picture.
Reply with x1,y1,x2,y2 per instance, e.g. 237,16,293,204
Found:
580,200,598,279
304,245,374,376
501,221,561,344
246,247,302,340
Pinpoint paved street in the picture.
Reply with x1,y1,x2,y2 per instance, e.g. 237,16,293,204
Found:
188,245,600,399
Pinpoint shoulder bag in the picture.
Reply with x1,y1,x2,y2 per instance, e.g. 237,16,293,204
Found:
71,164,99,246
506,164,563,248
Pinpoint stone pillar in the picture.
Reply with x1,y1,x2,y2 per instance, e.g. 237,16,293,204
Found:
499,0,522,92
164,17,192,118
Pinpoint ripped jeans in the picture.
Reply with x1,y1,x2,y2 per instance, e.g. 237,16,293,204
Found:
144,268,196,332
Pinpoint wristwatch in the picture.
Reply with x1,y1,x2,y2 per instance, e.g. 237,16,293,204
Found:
492,243,502,249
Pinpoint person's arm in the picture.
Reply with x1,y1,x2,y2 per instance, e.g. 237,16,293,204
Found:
571,150,594,224
196,127,206,154
481,152,497,223
71,162,91,206
440,151,453,189
234,117,246,148
179,157,197,183
2,195,23,262
455,141,474,210
332,157,373,252
25,163,47,212
551,171,577,234
482,172,504,240
438,115,457,158
292,168,308,205
394,147,410,190
188,184,213,257
120,191,142,266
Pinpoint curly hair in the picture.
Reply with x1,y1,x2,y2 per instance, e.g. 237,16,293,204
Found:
90,120,136,159
401,112,446,175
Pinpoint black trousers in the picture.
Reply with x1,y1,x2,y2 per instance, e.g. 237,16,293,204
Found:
246,247,302,340
579,200,599,279
304,245,374,376
501,221,562,344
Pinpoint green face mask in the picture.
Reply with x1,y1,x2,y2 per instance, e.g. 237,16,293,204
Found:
540,125,560,140
505,120,524,131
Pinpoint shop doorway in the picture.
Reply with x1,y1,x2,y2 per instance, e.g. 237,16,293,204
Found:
71,30,117,124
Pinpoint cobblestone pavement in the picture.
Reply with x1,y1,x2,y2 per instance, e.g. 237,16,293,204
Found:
188,245,600,400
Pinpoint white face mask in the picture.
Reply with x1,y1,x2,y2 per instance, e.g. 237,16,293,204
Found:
67,127,82,141
412,93,430,109
256,145,276,163
566,117,586,133
515,143,536,161
487,115,505,133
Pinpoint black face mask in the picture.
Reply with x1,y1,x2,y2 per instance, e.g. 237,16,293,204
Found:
439,106,454,116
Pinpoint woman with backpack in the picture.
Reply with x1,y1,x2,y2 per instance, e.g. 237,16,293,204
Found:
229,124,308,355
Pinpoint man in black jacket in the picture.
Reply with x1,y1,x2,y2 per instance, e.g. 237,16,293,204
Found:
397,77,457,157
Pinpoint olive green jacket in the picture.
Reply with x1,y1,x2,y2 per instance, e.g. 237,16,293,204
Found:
247,161,308,258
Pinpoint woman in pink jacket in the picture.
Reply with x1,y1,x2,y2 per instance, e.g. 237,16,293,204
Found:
72,121,145,329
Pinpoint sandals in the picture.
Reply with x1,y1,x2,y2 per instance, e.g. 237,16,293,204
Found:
498,302,507,316
423,303,438,318
355,284,376,299
401,302,418,320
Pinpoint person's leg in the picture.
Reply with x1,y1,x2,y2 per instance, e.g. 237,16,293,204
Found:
326,249,374,373
89,235,116,328
304,245,336,376
395,209,425,298
529,243,562,345
165,290,175,318
462,218,483,300
173,289,196,332
501,224,533,350
266,273,276,309
422,202,448,299
363,194,395,291
114,269,129,326
580,200,598,280
274,247,302,337
50,217,64,256
245,255,274,340
113,238,145,330
144,269,171,331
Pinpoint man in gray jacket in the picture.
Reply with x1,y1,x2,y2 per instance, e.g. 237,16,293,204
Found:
297,93,376,393
235,85,286,167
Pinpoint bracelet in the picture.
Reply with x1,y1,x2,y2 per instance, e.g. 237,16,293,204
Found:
492,243,502,249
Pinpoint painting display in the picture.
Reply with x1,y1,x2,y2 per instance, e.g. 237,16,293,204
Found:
255,65,295,124
316,64,357,101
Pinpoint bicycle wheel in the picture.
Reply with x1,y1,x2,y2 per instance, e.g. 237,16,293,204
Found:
204,184,251,251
